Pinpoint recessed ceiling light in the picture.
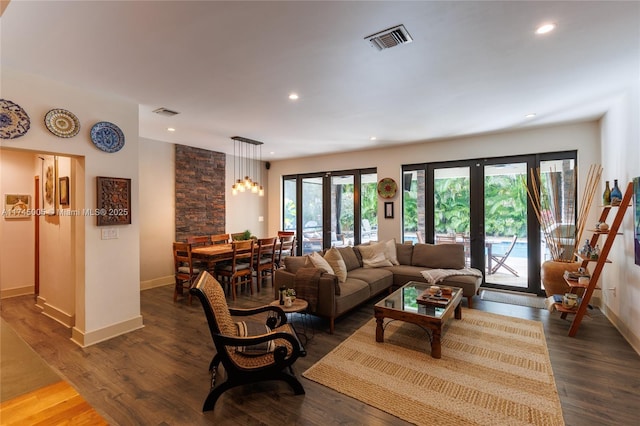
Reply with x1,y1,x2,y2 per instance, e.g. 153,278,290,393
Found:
535,23,556,35
288,93,299,100
370,136,377,141
167,127,176,132
525,113,536,119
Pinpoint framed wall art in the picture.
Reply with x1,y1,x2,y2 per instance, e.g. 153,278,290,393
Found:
384,201,394,219
59,177,69,206
3,194,31,219
96,176,131,226
41,155,56,215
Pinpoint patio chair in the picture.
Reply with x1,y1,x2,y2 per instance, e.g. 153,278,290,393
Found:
489,235,519,276
189,271,306,412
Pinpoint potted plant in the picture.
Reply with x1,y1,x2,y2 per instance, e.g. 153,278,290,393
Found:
525,165,602,297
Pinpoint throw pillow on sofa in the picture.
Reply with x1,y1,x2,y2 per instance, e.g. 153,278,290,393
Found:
383,239,400,265
309,251,334,274
358,241,393,268
336,246,361,271
284,256,310,274
324,247,348,283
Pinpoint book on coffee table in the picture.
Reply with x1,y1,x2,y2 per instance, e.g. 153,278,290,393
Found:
416,290,452,307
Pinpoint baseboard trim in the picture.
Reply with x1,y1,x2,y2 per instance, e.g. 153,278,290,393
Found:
601,303,640,356
41,301,75,328
0,286,34,299
141,275,174,291
71,316,144,348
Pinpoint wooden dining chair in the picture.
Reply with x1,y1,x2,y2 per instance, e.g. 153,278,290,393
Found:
254,237,277,291
275,231,296,269
172,242,200,304
215,240,255,300
210,233,231,245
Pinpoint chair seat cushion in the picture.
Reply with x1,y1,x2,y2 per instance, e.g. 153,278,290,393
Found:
178,266,200,274
235,320,275,355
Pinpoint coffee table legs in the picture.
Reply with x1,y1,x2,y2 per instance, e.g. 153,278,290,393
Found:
375,315,384,342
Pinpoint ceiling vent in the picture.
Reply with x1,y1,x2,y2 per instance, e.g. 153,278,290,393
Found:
365,24,413,50
152,107,180,117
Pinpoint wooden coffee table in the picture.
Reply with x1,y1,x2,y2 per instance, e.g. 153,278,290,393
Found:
374,282,462,359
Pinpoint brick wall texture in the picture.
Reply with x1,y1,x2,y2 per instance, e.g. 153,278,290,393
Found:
175,144,225,242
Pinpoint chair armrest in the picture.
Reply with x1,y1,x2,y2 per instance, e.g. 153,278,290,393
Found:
214,330,305,361
229,305,287,326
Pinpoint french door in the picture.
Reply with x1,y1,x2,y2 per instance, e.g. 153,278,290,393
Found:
403,151,576,295
283,168,377,255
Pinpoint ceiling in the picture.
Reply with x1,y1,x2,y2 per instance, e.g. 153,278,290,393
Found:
2,1,638,160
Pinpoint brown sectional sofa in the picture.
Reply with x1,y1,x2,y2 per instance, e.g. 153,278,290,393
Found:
274,242,483,333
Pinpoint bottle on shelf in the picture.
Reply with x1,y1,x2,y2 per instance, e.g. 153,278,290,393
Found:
610,179,623,206
603,181,611,206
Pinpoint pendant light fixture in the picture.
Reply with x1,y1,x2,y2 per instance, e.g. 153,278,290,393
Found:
230,136,264,196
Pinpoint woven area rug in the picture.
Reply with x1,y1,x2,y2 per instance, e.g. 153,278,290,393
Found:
480,289,547,309
303,309,564,426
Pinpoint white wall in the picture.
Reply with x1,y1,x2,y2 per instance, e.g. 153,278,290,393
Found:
1,68,142,346
139,138,175,289
225,155,268,239
600,82,640,353
267,121,601,244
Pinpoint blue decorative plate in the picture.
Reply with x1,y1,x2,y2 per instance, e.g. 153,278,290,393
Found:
90,121,125,153
0,99,31,139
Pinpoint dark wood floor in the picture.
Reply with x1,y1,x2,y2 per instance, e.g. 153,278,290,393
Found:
2,283,640,426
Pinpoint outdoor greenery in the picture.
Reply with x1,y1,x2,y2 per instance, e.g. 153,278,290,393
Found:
403,175,528,238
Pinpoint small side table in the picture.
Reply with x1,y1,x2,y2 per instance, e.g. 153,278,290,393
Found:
269,298,312,343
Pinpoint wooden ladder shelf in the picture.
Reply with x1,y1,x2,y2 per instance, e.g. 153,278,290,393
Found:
558,181,633,337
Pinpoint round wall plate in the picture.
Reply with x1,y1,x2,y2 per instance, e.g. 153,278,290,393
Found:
377,177,397,199
45,108,80,138
0,98,31,139
90,121,125,153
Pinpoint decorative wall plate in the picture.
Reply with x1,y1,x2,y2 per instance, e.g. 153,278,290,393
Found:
90,121,125,153
45,108,80,138
0,99,31,139
377,177,397,199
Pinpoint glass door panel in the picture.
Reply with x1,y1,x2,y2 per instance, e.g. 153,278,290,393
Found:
403,169,426,244
283,177,297,233
484,162,528,288
361,173,378,243
433,167,471,266
301,176,323,255
331,174,353,247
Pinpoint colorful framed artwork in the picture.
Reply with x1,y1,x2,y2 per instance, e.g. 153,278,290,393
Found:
96,176,131,226
3,194,31,219
634,176,640,266
384,201,394,219
59,177,69,206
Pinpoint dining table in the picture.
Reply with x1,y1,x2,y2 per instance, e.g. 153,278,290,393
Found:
191,243,234,269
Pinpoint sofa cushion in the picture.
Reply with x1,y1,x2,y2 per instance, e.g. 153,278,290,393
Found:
383,239,399,265
347,267,393,295
412,243,465,269
395,243,413,265
284,256,309,274
358,241,393,268
324,247,347,283
309,251,334,274
337,246,361,271
334,278,371,316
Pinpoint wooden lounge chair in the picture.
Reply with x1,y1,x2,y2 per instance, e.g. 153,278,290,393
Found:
489,235,519,276
189,271,306,412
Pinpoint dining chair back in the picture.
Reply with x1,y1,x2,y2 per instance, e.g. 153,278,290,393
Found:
254,237,277,290
187,235,211,246
172,242,200,304
210,233,231,245
275,231,296,268
215,239,254,300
